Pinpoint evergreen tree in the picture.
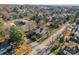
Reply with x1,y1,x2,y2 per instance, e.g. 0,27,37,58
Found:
10,26,25,45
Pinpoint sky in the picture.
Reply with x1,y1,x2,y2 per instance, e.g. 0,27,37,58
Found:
0,0,79,5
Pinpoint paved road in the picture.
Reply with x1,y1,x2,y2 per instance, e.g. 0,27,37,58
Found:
29,24,69,55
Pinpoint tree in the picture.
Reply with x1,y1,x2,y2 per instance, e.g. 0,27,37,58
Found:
51,45,59,52
0,21,5,36
10,25,25,45
73,12,79,22
59,36,64,43
30,16,41,25
30,16,36,20
0,21,4,29
48,23,59,29
75,12,79,18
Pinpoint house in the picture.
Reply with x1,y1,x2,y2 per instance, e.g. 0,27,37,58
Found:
57,46,79,55
69,37,79,44
34,27,47,35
